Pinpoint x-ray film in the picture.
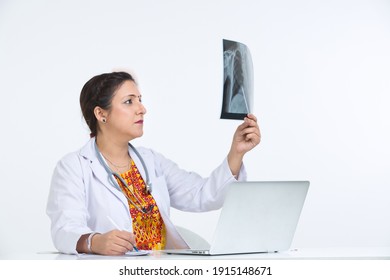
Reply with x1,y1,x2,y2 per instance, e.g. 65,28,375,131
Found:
221,39,254,120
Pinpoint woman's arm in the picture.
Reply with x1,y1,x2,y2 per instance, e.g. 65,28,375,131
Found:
227,114,261,176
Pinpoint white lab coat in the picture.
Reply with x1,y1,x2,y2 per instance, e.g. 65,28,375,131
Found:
46,138,246,254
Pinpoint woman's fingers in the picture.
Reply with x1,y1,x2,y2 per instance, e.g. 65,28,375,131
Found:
92,230,137,255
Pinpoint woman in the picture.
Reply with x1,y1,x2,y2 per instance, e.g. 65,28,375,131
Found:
46,72,261,255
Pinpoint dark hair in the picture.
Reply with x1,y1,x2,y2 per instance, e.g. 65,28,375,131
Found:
79,72,135,138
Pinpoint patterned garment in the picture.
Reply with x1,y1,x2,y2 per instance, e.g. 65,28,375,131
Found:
116,160,166,250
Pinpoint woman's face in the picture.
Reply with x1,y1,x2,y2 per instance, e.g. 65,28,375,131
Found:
104,80,147,141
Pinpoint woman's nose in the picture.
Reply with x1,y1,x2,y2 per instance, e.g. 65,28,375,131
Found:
138,102,147,115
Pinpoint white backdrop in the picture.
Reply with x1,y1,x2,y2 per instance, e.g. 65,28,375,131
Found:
0,0,389,257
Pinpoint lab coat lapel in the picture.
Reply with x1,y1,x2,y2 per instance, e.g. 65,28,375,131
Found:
80,138,129,209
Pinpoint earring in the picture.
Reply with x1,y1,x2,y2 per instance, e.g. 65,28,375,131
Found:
102,118,106,123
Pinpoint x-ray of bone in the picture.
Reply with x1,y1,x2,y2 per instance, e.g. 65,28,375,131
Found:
221,39,254,120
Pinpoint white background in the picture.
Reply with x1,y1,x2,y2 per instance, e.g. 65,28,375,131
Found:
0,0,389,257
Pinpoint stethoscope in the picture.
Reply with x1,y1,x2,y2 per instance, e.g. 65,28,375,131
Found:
94,141,153,213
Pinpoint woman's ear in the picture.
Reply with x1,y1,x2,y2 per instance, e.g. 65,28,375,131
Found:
94,106,107,123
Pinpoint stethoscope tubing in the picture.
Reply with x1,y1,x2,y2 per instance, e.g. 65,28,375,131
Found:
94,141,153,194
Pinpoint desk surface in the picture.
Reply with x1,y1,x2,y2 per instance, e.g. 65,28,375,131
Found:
2,247,390,260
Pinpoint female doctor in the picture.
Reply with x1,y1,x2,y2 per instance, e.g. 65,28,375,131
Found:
46,71,261,255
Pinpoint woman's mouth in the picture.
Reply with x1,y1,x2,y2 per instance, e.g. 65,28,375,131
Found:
135,120,144,124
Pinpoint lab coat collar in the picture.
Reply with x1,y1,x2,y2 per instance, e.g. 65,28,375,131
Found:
79,137,157,183
78,138,158,213
79,138,129,210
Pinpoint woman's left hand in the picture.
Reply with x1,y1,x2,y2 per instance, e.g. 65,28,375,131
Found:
228,114,261,175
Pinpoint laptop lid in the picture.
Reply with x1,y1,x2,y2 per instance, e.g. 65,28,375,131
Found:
208,181,309,255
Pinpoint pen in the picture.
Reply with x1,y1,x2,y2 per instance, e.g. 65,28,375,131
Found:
107,216,139,252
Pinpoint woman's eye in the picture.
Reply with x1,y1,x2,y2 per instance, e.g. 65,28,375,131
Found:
124,96,142,104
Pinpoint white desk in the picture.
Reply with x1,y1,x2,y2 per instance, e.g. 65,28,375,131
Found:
2,247,390,260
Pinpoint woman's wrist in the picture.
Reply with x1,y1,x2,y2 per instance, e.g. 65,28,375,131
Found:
76,232,100,254
87,232,99,253
227,150,244,177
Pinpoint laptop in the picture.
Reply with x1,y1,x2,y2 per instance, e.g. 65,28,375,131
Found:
164,181,309,256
